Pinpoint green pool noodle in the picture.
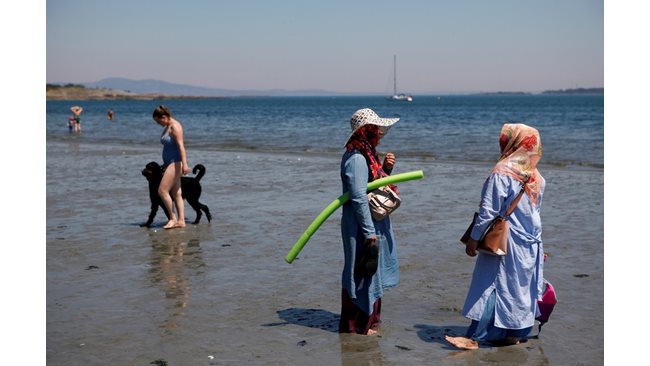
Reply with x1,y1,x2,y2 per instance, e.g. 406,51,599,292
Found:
285,170,425,263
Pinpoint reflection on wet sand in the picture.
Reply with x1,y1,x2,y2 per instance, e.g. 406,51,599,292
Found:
340,334,385,366
66,138,80,153
413,323,550,364
266,307,386,365
442,341,550,365
148,235,204,335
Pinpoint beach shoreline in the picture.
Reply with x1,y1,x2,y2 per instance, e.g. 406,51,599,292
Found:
47,139,603,365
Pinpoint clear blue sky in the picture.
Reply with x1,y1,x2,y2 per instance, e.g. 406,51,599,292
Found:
46,0,603,93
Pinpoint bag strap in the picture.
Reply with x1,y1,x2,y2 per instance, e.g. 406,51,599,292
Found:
503,180,529,217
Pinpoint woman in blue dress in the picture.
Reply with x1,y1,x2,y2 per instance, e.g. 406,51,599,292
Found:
339,108,401,335
446,123,546,349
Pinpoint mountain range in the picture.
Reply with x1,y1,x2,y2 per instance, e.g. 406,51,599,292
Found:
81,78,359,97
54,78,603,97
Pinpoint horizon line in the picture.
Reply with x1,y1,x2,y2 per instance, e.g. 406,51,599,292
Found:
46,78,604,97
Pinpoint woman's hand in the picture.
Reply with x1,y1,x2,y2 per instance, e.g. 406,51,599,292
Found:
383,152,396,170
182,163,191,176
466,238,478,257
364,236,377,246
356,236,379,277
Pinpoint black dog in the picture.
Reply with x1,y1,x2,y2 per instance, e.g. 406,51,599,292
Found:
141,161,212,228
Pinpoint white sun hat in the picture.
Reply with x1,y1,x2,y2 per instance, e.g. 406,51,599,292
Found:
345,108,400,146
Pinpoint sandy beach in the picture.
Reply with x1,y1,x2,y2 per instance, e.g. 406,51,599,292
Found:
46,139,603,365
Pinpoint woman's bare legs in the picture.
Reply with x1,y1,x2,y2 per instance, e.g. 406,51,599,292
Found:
172,177,186,228
159,163,181,229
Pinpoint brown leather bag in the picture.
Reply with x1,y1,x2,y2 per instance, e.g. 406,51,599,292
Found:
460,185,527,256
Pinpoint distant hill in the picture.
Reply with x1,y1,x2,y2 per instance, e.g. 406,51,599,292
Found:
541,87,603,95
81,78,342,97
48,78,605,98
472,91,532,96
46,84,183,100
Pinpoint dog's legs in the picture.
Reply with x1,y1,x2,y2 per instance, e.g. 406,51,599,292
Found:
142,204,158,228
142,200,170,228
186,199,202,224
201,203,212,222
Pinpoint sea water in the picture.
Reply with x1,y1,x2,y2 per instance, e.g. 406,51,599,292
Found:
46,95,603,169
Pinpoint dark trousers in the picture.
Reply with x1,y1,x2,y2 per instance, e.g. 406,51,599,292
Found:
339,288,381,334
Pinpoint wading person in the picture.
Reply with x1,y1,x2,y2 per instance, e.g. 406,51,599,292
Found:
152,105,190,229
446,123,546,349
339,108,401,335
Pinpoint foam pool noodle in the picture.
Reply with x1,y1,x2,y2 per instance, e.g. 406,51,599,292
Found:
285,170,425,263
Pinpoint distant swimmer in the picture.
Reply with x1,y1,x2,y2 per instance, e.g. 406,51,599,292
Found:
107,108,114,121
70,105,83,133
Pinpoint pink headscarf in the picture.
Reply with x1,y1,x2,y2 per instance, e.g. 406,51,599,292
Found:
491,123,543,206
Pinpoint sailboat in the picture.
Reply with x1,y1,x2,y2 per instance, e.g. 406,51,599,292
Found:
388,55,413,102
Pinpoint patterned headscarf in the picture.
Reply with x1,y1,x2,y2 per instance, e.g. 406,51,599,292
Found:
492,123,543,206
346,125,398,194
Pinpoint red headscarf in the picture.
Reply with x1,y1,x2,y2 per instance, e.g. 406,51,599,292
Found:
345,125,398,194
492,123,543,206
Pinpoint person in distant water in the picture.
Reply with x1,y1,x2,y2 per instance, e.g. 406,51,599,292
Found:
67,116,75,133
339,108,401,335
70,105,83,133
445,123,546,350
152,105,190,229
107,108,114,121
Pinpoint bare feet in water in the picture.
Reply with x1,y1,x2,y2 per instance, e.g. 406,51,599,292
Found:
366,329,378,336
445,335,479,350
163,219,186,229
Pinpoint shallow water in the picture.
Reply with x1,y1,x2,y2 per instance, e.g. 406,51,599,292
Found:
47,95,604,169
46,140,603,365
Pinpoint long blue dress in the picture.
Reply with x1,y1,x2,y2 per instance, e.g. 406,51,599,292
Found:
462,173,545,340
340,150,400,315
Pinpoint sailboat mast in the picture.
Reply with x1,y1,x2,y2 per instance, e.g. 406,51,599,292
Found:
393,54,397,95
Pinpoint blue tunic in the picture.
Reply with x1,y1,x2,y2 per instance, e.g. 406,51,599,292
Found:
462,173,545,330
340,150,399,315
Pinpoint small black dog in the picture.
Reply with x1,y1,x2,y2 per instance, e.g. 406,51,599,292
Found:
141,161,212,228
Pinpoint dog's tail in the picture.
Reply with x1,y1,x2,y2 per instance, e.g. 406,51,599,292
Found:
193,164,206,181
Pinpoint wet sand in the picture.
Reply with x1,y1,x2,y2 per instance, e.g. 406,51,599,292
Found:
46,139,603,365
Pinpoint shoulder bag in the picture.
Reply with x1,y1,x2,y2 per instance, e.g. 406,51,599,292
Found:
460,183,527,256
368,185,401,221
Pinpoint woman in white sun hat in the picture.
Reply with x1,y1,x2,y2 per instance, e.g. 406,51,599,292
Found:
339,108,400,335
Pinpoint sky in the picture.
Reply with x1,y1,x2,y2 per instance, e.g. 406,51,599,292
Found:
46,0,604,94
